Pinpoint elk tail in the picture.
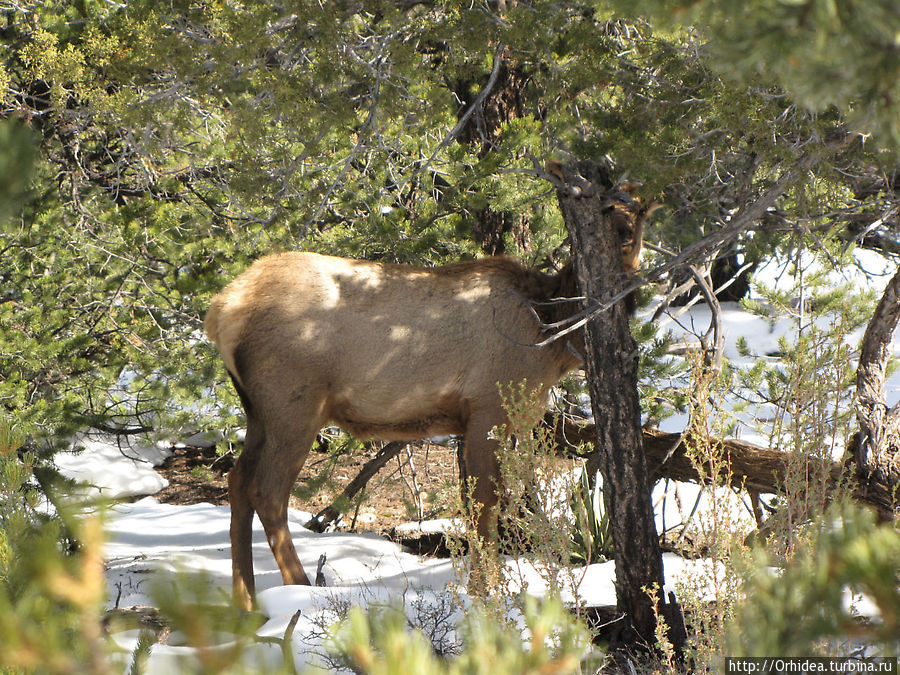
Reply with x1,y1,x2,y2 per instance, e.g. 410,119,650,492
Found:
204,296,224,345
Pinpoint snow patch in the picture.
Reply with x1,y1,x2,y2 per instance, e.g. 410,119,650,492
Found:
55,435,171,499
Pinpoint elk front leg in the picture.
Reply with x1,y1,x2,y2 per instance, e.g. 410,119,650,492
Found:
461,413,504,596
463,414,503,543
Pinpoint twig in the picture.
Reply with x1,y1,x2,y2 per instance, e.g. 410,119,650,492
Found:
401,445,425,522
315,554,327,587
305,441,406,532
674,485,705,547
650,256,753,326
281,610,302,675
686,264,724,376
304,35,393,230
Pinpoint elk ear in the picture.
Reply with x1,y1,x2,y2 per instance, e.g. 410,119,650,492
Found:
544,159,565,183
620,181,640,195
629,201,661,247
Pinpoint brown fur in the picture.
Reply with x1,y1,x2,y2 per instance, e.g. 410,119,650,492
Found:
205,209,646,609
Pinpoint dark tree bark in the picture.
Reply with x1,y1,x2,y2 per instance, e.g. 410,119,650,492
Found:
708,248,754,302
671,244,755,306
554,159,668,651
851,266,900,495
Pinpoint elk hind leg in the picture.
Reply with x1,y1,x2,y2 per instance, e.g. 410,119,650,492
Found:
229,420,263,611
251,423,322,587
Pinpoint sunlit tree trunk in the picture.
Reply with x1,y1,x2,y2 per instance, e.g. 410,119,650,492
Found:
852,266,900,506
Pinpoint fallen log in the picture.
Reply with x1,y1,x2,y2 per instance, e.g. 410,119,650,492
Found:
552,416,898,520
304,417,898,533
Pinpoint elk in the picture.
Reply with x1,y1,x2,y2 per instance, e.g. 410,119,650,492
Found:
205,197,649,610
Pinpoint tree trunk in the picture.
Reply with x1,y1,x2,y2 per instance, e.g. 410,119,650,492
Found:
452,52,531,255
554,159,667,651
852,265,900,495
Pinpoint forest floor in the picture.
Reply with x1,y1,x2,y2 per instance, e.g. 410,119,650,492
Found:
152,439,461,537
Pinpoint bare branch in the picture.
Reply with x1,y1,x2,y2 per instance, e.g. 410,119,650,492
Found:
415,43,506,181
550,417,897,519
687,264,724,376
305,441,407,532
536,148,830,347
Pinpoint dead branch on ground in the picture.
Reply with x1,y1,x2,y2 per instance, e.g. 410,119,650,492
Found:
551,416,898,520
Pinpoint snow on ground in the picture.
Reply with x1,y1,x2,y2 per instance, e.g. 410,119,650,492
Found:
103,499,462,671
50,249,900,670
104,500,457,610
55,434,171,500
101,497,725,672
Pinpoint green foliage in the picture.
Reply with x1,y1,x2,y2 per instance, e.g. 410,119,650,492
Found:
327,595,590,675
0,417,76,600
569,461,613,566
736,245,871,553
729,502,900,656
0,0,893,446
0,120,37,224
0,1,897,669
710,0,900,150
126,630,155,675
636,318,688,425
0,422,110,673
654,247,888,666
140,572,271,673
606,0,900,150
0,418,32,590
671,353,746,669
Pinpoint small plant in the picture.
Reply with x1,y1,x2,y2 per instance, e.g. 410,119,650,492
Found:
569,461,612,566
492,383,586,601
189,465,217,483
0,417,26,458
664,349,746,670
646,583,679,672
729,502,900,657
303,586,465,670
327,594,590,675
448,477,511,602
662,242,879,668
0,439,111,674
447,381,612,634
136,571,272,673
736,255,871,557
